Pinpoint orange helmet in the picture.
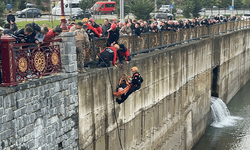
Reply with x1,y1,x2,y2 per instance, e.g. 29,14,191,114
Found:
114,44,120,49
82,18,88,23
132,67,138,72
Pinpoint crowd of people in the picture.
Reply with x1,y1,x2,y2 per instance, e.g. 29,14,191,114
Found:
0,13,244,79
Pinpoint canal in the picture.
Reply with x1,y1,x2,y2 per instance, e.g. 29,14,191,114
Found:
192,81,250,150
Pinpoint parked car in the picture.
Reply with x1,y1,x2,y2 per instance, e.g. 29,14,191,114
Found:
242,14,250,20
72,10,91,19
159,5,170,13
208,14,224,20
155,13,175,20
201,7,206,12
212,6,218,9
16,8,42,18
90,1,116,15
176,8,183,14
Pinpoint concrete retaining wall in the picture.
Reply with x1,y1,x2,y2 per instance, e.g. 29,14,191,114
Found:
78,28,250,150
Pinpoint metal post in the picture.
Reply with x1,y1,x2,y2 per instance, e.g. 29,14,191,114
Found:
231,0,234,16
171,30,173,44
155,0,157,12
120,0,124,22
133,35,135,53
60,0,68,32
92,38,96,62
160,32,163,46
148,32,150,49
0,35,18,86
180,29,182,41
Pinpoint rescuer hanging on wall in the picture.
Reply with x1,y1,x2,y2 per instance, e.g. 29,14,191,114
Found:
116,67,143,104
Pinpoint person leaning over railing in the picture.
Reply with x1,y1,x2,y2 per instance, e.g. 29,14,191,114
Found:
25,22,41,44
36,27,49,43
119,22,132,36
43,26,62,46
89,18,103,37
13,26,34,43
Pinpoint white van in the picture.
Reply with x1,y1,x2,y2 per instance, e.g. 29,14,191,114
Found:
52,0,81,16
159,5,170,13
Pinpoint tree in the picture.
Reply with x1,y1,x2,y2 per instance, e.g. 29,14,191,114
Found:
115,3,130,19
130,0,154,20
192,0,202,17
18,0,26,10
182,0,201,18
0,0,5,27
201,0,217,7
79,0,94,17
182,0,192,18
234,0,243,9
243,0,250,7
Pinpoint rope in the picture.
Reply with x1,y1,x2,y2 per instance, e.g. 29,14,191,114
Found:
97,55,124,150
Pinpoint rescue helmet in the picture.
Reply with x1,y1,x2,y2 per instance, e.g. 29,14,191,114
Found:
131,67,138,72
82,18,88,23
114,44,120,49
111,24,116,30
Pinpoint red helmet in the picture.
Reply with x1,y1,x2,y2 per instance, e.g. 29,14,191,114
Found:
89,18,94,22
111,24,116,30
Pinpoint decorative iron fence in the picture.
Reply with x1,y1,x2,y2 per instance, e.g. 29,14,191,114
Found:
0,35,62,86
84,19,250,63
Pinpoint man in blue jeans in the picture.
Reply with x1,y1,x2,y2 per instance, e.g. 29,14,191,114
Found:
116,67,143,104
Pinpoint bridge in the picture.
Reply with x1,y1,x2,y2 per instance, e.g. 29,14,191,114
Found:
0,20,250,149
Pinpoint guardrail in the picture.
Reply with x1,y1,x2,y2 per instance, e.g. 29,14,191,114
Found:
84,19,250,63
0,35,62,86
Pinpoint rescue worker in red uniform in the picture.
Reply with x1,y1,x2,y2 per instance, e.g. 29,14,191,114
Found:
97,44,120,67
117,44,131,64
116,67,143,104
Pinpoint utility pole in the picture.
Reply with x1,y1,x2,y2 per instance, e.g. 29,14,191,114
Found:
232,0,234,16
120,0,124,23
155,0,157,12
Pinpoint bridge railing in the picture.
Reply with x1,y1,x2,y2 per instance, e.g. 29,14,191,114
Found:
0,35,62,86
84,19,250,63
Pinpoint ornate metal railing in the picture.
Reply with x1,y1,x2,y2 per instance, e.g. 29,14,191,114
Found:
84,19,250,63
0,35,62,86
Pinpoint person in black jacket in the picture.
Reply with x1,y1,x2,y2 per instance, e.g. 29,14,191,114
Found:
25,22,40,44
135,23,141,38
7,11,15,23
10,20,18,33
116,67,143,104
13,27,34,43
3,24,12,35
107,24,119,46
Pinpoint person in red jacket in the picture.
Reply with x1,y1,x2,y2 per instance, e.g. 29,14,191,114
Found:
89,18,103,36
86,20,101,38
97,44,120,68
43,26,62,45
117,44,131,64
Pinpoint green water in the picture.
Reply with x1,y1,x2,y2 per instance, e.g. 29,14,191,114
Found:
192,81,250,150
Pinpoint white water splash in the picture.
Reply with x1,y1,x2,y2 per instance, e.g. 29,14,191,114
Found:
210,97,242,128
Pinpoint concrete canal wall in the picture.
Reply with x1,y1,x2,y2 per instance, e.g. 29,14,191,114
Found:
78,28,250,150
